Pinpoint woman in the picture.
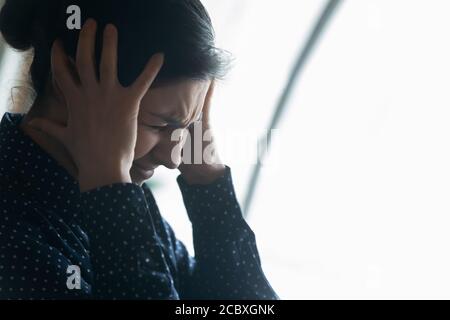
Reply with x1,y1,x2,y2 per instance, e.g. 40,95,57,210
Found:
0,0,278,299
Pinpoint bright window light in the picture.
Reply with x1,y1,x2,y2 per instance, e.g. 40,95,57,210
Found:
251,0,450,299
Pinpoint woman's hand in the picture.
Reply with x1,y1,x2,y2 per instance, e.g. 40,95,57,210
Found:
28,19,164,192
178,80,226,185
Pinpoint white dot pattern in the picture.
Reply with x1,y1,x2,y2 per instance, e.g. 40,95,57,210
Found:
0,112,279,300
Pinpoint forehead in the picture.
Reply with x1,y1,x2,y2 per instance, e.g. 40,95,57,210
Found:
140,78,211,123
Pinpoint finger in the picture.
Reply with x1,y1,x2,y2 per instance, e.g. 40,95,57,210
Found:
51,39,78,94
66,56,81,85
76,18,98,86
100,24,118,85
131,53,165,99
27,118,68,146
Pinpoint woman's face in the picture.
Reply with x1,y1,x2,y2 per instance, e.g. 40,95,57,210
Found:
131,78,211,186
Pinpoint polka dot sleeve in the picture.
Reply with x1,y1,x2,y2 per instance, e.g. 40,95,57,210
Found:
77,183,179,299
176,166,279,300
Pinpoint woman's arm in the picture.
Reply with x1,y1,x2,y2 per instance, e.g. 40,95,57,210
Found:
0,192,91,299
0,187,180,300
77,183,180,299
24,20,178,299
164,166,279,300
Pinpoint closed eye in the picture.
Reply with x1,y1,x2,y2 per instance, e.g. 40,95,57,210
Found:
140,123,167,132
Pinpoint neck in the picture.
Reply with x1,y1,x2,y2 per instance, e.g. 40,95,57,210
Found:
19,84,79,181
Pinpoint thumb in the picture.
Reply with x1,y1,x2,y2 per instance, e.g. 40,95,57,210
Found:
28,118,67,144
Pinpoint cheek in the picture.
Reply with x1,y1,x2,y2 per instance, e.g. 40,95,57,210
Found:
134,127,159,159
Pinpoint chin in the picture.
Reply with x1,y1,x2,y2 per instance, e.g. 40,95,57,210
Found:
130,166,155,186
131,176,143,186
131,175,149,187
137,181,145,187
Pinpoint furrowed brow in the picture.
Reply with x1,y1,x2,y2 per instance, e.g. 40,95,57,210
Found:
147,108,203,129
148,111,183,127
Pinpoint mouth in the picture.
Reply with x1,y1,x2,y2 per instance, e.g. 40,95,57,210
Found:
133,163,157,179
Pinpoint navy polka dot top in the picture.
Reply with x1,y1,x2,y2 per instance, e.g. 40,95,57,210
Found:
0,112,278,300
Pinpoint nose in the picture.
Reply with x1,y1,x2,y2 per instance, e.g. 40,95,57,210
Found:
152,128,186,170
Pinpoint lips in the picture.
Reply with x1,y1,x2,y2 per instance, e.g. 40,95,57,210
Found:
133,163,158,180
134,163,157,172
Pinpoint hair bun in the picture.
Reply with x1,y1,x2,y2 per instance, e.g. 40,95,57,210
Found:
0,0,40,50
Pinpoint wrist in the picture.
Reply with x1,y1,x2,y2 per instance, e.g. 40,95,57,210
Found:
180,164,226,185
78,168,132,192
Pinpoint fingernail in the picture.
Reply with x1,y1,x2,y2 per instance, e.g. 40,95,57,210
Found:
52,38,61,48
104,24,113,34
155,52,165,62
84,18,97,29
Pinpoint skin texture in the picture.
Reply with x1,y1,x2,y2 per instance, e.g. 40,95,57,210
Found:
19,19,225,192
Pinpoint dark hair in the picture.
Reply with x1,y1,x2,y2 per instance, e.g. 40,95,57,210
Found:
0,0,231,96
